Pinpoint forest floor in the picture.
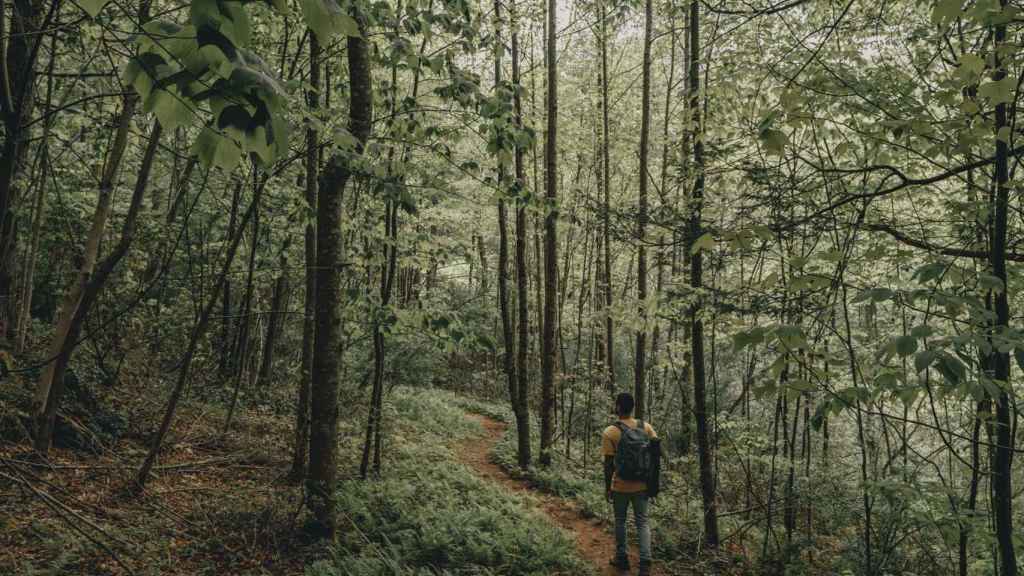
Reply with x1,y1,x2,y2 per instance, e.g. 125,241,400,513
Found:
1,386,601,575
458,413,667,576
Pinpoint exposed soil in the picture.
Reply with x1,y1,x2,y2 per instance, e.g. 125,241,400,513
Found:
459,414,665,576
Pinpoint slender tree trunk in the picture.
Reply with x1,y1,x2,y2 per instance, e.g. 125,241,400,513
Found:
223,184,261,434
687,0,719,547
989,6,1016,572
539,0,559,466
291,33,320,479
258,258,288,382
633,0,652,419
511,2,532,468
307,21,373,536
599,0,614,392
494,0,521,465
15,20,58,353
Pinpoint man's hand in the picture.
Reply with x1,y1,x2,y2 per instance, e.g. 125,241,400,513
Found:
606,489,613,503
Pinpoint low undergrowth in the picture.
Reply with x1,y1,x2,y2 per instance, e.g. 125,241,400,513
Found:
309,388,591,576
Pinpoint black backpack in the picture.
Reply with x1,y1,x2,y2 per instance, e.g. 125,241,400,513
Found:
614,421,652,482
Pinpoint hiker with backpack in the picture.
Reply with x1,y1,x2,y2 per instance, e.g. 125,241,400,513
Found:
602,392,661,575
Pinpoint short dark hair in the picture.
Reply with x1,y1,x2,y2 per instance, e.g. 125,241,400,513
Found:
615,392,635,416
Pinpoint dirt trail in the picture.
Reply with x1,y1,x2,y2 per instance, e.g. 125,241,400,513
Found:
458,414,664,576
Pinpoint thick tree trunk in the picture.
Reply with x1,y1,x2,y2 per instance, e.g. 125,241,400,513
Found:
306,22,373,536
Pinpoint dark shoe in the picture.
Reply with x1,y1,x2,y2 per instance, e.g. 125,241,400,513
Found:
638,560,652,576
609,557,630,571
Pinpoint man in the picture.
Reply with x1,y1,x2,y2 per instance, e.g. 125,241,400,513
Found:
602,392,656,575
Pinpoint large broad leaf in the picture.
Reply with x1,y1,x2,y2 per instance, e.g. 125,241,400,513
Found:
893,335,918,357
931,0,962,25
144,87,196,131
191,0,251,47
776,325,808,350
760,128,788,155
300,0,361,42
139,21,198,62
79,0,110,17
978,77,1017,105
690,232,714,255
193,126,243,171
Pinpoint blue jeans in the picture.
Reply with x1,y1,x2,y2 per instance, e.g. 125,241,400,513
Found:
612,491,651,562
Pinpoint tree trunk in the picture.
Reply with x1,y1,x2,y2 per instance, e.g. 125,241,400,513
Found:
494,0,519,464
0,0,53,342
989,5,1017,572
306,21,373,537
223,184,261,433
15,20,58,353
539,0,559,466
633,0,652,419
258,260,288,383
599,0,614,393
291,32,320,480
33,107,158,453
511,1,532,469
687,0,719,548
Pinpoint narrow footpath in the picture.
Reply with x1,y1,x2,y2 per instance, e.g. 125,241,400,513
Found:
458,413,665,576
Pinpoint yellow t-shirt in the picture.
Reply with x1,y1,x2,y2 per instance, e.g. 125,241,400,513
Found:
602,418,657,493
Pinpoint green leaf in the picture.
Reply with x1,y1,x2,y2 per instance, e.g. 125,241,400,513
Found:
959,53,985,76
761,129,788,155
914,262,947,284
932,0,962,25
79,0,111,17
776,325,808,350
145,87,196,131
338,14,361,37
915,350,937,373
978,77,1016,105
978,273,1006,293
733,327,767,351
192,127,243,171
894,335,918,357
935,352,966,386
690,232,714,255
909,325,935,339
300,0,359,42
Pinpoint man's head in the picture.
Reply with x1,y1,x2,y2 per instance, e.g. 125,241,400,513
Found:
614,392,635,417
